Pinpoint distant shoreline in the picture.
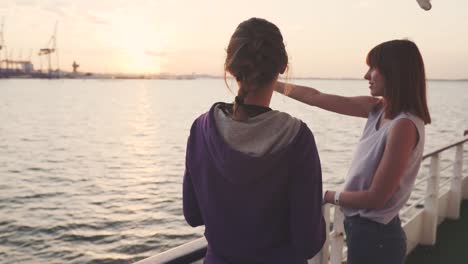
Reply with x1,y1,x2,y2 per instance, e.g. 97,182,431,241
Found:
0,73,467,82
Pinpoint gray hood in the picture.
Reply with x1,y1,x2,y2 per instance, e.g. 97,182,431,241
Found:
213,104,302,157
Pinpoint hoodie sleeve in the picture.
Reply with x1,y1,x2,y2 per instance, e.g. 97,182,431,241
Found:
288,125,326,259
183,121,204,227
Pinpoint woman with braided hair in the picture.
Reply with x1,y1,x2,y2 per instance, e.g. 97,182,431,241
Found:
183,17,325,263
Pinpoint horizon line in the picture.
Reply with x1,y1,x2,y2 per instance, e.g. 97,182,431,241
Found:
79,72,468,82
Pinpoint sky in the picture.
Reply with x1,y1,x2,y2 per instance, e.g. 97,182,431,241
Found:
0,0,467,79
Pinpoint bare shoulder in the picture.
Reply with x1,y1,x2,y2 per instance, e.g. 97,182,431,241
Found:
387,118,418,151
391,118,418,135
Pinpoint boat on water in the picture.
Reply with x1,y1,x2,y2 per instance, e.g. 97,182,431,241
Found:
134,136,468,264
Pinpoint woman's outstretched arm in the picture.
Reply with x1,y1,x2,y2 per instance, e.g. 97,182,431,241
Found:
275,82,379,118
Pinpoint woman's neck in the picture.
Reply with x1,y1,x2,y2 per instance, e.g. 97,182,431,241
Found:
239,81,275,107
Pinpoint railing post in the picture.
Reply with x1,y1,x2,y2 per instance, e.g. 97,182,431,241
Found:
460,144,468,200
309,205,330,264
447,144,464,219
421,154,440,245
322,204,331,264
329,206,345,264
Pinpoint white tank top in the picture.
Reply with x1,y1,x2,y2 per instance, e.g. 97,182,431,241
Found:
342,106,425,224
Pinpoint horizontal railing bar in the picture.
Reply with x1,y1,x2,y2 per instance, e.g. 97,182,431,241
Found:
414,175,429,187
440,163,454,173
422,138,468,160
402,206,424,226
134,238,207,264
400,196,426,216
439,177,452,190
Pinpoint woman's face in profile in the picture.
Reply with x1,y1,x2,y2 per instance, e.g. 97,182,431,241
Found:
364,67,385,97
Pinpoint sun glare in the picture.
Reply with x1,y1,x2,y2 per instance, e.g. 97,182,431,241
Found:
112,16,166,75
124,49,162,75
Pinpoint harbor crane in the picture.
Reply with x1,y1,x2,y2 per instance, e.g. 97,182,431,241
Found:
0,18,4,52
38,22,59,76
0,18,5,71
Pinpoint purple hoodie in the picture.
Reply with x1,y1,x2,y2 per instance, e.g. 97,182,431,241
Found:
183,103,325,263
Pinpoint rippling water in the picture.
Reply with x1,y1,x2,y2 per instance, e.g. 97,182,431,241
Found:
0,79,467,263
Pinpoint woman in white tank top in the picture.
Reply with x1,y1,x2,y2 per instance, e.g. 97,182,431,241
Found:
275,39,431,264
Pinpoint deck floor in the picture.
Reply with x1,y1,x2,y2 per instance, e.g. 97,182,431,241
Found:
406,200,468,264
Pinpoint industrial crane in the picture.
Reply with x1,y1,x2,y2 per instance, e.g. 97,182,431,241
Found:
38,22,59,76
0,18,4,72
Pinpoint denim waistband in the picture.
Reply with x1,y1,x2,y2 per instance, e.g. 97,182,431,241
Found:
345,214,401,227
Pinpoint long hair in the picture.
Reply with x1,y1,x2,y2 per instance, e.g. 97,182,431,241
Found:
224,18,288,120
366,39,431,124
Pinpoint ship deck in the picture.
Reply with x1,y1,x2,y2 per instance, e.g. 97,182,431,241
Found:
406,200,468,264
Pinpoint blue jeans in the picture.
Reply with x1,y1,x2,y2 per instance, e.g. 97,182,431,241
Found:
344,215,406,264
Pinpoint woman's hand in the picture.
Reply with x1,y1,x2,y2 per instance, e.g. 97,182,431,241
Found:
323,190,335,204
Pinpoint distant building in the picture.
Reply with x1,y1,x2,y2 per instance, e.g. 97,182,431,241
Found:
72,61,79,73
22,62,34,73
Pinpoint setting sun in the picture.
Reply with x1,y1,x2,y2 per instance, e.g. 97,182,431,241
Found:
111,17,166,74
119,48,162,74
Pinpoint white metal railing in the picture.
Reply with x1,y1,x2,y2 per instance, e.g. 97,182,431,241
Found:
135,138,467,264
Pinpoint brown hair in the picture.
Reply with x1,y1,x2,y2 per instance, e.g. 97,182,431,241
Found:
224,17,288,120
366,39,431,124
